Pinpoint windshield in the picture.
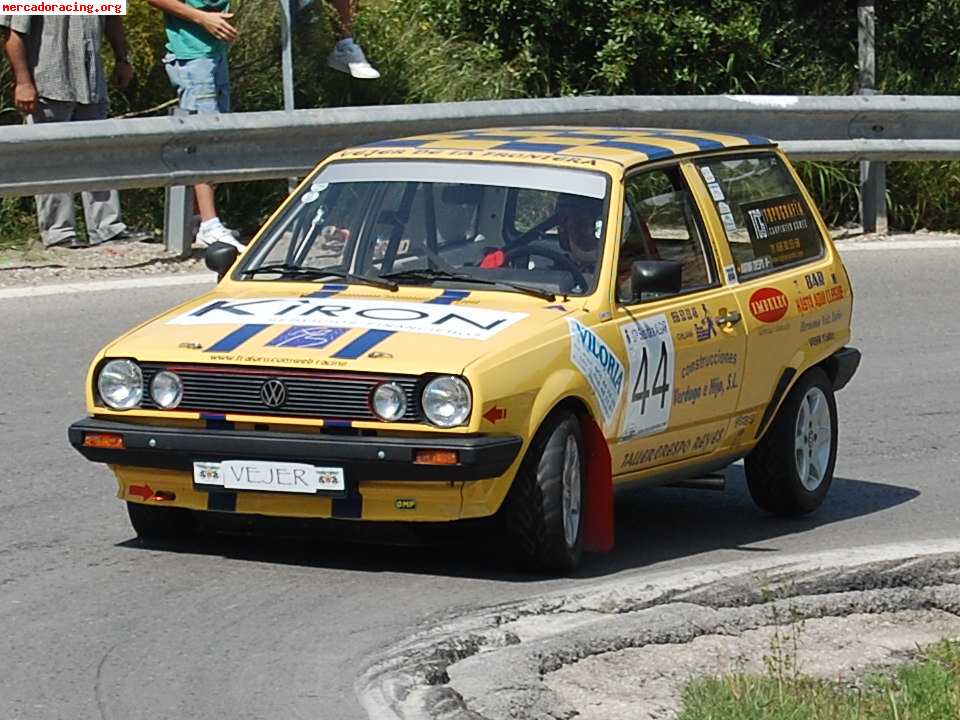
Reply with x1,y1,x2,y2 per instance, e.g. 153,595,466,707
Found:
238,161,610,296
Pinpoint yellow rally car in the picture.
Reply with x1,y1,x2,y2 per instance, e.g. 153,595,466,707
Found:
68,127,860,572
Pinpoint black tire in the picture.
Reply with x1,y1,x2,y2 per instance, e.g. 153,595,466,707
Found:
745,367,838,516
127,501,197,541
502,412,586,574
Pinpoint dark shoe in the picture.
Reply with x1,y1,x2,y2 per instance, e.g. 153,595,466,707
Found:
48,237,91,250
99,229,157,245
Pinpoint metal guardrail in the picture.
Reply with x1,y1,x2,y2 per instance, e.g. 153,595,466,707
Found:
4,94,960,196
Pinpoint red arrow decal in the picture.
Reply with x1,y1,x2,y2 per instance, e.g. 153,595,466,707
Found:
129,484,154,500
483,406,507,425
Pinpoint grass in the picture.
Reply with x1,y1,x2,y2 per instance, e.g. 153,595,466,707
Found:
678,639,960,720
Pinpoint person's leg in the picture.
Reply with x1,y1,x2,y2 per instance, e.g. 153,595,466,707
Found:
75,97,127,243
326,0,380,79
27,99,82,247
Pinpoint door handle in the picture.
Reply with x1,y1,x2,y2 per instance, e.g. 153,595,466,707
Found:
715,310,742,326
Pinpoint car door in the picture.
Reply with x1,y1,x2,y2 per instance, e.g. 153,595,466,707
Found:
611,162,748,479
690,151,833,447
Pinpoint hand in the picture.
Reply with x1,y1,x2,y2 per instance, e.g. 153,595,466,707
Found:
199,12,238,43
14,81,38,114
112,61,133,89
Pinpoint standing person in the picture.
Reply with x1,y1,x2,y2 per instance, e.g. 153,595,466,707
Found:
0,15,153,249
326,0,379,79
146,0,244,251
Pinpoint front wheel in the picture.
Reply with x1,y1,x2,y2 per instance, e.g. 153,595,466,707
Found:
745,368,838,516
502,412,586,574
127,502,196,541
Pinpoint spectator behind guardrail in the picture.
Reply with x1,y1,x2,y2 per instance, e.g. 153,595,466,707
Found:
325,0,379,79
146,0,245,252
0,15,154,250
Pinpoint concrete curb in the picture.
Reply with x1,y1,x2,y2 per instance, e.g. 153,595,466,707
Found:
355,540,960,720
0,272,213,301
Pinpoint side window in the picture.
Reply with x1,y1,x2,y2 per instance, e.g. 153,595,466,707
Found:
696,153,824,278
617,165,713,303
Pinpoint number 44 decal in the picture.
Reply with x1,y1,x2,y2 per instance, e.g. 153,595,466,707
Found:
632,340,670,414
620,315,675,439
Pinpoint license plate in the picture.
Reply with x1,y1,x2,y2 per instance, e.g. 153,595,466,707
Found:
193,460,346,494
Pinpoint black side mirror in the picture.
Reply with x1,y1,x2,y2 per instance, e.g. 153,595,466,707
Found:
631,260,682,301
205,242,239,281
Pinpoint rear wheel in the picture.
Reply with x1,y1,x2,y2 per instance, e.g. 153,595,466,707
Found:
502,412,586,574
745,368,838,516
127,502,196,541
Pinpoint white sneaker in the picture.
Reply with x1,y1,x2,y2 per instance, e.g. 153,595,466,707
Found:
192,214,239,240
196,222,245,251
327,39,380,79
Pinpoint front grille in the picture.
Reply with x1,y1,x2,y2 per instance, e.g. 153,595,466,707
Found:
140,364,421,422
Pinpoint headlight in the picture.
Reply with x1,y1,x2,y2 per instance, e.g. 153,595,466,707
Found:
97,359,143,410
422,376,471,427
150,370,183,409
371,382,407,421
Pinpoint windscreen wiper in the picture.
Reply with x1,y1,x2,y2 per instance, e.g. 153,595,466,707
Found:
382,268,556,301
241,263,398,291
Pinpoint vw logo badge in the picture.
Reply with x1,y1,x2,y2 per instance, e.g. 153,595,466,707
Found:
260,378,287,408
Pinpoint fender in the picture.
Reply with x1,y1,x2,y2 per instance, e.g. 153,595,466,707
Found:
580,414,614,553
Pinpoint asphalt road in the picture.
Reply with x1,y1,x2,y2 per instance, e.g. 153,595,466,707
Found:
1,244,957,720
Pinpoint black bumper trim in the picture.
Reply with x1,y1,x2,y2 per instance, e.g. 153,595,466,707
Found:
68,418,522,482
831,346,861,391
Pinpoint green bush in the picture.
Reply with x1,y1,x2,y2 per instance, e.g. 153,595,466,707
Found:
3,0,960,245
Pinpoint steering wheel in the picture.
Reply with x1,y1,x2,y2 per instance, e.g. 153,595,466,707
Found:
504,242,588,291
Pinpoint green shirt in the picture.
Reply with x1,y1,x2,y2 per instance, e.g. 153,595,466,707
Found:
165,0,230,60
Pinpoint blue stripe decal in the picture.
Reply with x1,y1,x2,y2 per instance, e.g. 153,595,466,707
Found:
645,133,725,151
307,283,349,298
330,289,470,359
205,323,271,352
550,131,624,141
592,140,676,159
332,329,394,359
201,412,226,420
494,141,573,153
449,132,527,142
427,289,471,305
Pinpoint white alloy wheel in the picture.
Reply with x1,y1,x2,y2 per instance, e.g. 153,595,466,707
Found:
561,433,582,547
795,386,833,491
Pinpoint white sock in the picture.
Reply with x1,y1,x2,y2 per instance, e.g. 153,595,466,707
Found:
200,218,223,233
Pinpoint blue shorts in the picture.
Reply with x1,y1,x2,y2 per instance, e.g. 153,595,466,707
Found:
163,51,230,114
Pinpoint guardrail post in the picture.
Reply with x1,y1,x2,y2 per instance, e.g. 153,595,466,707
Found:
163,108,195,257
858,1,888,234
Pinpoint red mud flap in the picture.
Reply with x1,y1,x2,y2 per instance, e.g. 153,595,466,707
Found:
580,417,614,553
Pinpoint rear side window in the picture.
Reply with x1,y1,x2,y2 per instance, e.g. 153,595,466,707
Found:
695,154,824,278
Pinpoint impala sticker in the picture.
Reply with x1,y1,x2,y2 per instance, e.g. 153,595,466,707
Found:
568,319,624,426
620,313,674,440
173,298,527,341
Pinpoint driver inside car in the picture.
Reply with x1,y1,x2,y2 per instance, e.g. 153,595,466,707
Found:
480,194,603,286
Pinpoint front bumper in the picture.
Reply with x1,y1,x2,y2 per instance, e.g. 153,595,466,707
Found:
68,418,523,483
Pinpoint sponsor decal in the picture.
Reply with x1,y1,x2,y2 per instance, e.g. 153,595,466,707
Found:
739,256,772,274
749,287,789,323
700,166,717,183
734,413,756,429
267,326,347,349
693,304,716,342
568,319,625,426
670,306,700,324
741,193,819,267
395,499,417,510
679,351,738,380
620,314,674,439
724,264,739,285
797,284,845,314
808,331,836,348
707,182,726,201
758,322,792,336
173,298,527,341
179,341,203,349
674,373,738,407
720,212,739,235
804,271,825,289
620,427,724,470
